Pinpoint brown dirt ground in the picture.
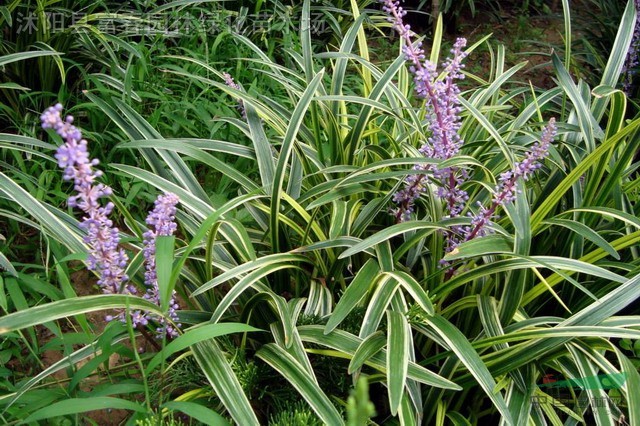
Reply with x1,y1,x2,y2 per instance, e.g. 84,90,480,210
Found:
455,0,595,89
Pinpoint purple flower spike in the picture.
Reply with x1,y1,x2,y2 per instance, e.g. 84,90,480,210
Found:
44,105,134,299
463,118,557,242
44,104,182,339
222,72,247,119
41,103,83,143
382,1,469,257
141,193,182,339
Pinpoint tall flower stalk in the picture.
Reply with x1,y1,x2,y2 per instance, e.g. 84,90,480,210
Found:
382,0,468,253
381,2,558,267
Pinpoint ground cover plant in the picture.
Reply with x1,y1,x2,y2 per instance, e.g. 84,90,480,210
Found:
1,0,640,424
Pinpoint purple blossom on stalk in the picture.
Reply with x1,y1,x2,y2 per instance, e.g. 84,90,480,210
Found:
141,193,182,339
382,0,468,253
42,104,135,298
391,165,430,222
463,118,557,242
380,0,467,161
43,104,182,339
222,72,247,119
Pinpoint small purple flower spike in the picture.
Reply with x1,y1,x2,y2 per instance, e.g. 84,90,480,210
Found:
141,193,182,339
222,72,247,119
463,118,557,242
44,104,182,339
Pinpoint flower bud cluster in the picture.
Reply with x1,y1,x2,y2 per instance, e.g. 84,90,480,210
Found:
42,104,133,296
222,72,247,119
463,119,557,242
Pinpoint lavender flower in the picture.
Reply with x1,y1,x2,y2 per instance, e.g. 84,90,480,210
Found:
463,118,557,242
222,72,246,119
42,104,134,297
391,166,431,222
141,193,181,339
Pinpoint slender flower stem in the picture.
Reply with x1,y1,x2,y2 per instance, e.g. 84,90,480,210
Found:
463,119,557,242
